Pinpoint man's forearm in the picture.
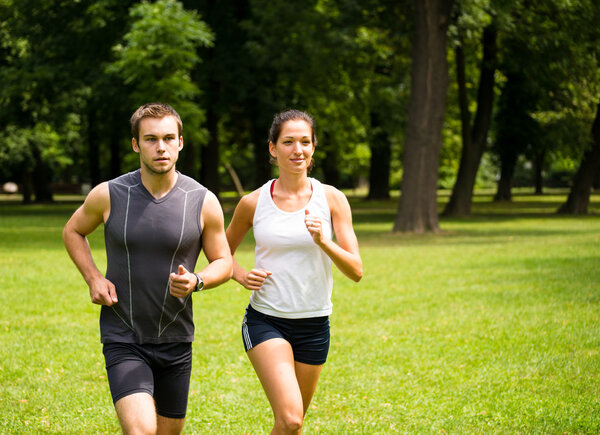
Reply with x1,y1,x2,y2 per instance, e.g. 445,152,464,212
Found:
196,257,233,290
63,228,104,284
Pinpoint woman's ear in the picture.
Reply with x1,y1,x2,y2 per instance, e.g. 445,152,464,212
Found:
268,141,277,158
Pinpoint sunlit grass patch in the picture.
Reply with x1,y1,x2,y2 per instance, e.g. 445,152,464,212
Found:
1,190,599,433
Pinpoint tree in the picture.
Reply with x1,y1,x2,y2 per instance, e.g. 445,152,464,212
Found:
108,0,214,175
557,101,600,213
442,14,497,216
490,0,600,201
0,0,137,201
393,0,455,233
184,0,259,195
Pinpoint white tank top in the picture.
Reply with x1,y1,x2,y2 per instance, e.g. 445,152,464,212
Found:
250,178,333,318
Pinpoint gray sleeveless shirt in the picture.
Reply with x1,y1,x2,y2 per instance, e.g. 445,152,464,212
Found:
101,170,206,344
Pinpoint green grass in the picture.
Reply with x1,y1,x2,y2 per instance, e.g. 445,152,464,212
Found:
0,190,599,433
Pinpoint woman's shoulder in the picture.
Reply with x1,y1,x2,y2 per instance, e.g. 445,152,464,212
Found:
235,188,262,214
319,183,346,202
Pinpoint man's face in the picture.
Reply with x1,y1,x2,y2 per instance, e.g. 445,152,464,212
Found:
133,116,183,175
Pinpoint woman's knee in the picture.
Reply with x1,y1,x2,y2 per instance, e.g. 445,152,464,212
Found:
274,409,303,433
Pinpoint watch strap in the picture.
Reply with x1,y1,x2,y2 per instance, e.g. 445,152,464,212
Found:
193,273,204,292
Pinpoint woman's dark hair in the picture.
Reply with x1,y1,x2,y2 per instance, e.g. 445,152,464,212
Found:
268,109,317,172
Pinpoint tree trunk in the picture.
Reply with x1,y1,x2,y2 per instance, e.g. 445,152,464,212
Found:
32,145,53,203
367,111,391,199
88,108,100,186
109,114,121,180
224,162,244,197
21,168,33,205
393,0,454,233
179,139,196,178
533,148,545,195
200,105,221,196
253,129,272,188
322,131,341,187
443,25,497,216
494,149,518,201
557,101,600,214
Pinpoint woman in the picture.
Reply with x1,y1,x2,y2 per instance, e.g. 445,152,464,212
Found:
226,109,362,434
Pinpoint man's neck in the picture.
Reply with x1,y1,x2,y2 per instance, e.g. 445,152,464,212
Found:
139,167,179,199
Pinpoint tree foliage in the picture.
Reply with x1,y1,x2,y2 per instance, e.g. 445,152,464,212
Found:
0,0,598,220
109,0,214,147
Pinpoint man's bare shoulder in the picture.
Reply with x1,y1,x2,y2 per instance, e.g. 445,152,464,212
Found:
83,182,110,215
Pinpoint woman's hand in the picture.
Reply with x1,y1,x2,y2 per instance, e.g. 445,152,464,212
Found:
304,209,324,244
242,268,272,291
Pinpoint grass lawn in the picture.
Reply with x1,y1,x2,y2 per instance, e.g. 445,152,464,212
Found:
0,189,599,433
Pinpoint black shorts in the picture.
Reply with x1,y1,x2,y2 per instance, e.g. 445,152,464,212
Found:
241,304,330,365
102,342,192,419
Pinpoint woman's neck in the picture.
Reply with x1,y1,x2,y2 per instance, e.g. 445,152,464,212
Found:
276,171,310,194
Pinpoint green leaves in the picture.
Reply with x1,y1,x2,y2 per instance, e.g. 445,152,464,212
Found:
109,0,213,144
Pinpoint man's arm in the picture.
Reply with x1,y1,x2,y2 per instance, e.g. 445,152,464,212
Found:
169,191,233,297
63,182,118,306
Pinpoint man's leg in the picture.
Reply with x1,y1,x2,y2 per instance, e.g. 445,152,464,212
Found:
153,343,192,434
115,392,157,435
156,415,186,435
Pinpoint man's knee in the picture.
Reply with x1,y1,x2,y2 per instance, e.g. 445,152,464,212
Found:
115,392,157,435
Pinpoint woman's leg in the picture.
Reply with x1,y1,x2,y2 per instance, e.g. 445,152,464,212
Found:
248,338,322,434
294,361,323,415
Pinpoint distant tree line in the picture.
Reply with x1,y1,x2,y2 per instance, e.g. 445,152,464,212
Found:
0,0,598,231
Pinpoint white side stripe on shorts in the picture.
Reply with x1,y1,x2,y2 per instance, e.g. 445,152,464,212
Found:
242,310,253,350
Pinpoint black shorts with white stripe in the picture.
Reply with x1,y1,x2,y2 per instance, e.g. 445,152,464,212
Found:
241,304,330,365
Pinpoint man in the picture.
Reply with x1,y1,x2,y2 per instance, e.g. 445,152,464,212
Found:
63,102,232,434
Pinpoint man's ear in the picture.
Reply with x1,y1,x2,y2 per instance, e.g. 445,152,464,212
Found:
178,136,184,151
132,138,140,153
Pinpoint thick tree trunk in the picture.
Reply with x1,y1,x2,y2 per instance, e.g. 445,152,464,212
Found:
557,101,600,214
367,112,391,199
393,0,454,233
443,25,497,216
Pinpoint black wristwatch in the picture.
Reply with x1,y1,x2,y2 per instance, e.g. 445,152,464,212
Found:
193,273,204,292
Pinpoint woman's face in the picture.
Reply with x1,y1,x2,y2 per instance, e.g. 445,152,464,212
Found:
269,119,314,174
